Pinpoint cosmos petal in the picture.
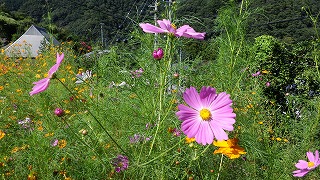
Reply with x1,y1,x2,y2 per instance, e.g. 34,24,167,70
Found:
293,169,309,177
139,23,168,34
29,78,50,96
307,151,315,163
199,86,217,107
209,123,228,140
30,53,64,96
56,52,64,65
176,25,206,39
157,19,175,33
183,86,203,110
181,119,201,138
295,160,308,169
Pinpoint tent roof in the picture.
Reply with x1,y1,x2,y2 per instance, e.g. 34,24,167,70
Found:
4,25,60,57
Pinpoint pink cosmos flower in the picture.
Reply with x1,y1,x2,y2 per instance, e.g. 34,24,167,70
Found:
139,19,205,40
176,86,236,145
293,150,320,177
29,53,64,96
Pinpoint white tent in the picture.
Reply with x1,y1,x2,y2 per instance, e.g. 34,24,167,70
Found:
4,25,60,58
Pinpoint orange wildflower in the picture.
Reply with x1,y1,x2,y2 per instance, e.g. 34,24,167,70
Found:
0,130,5,139
58,139,67,149
213,138,246,159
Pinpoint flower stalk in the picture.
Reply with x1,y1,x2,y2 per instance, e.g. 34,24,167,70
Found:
56,77,127,156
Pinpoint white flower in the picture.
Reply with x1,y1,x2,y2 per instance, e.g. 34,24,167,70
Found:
75,70,92,84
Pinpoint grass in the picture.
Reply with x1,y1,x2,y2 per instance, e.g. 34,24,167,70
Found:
0,1,320,180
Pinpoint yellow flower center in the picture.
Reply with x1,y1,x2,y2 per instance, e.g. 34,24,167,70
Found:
171,23,177,30
308,161,315,168
200,109,211,121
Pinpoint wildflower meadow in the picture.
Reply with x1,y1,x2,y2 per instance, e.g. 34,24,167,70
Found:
0,1,320,180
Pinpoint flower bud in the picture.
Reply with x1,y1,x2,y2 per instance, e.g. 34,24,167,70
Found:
54,108,64,117
173,73,179,78
153,48,164,60
79,129,88,135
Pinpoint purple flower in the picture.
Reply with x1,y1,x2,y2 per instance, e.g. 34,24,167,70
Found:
173,128,182,137
130,68,144,78
153,48,164,60
139,19,205,40
54,108,65,117
176,86,236,145
293,150,320,177
266,82,270,87
51,139,58,147
146,123,156,129
18,117,34,131
145,136,152,141
251,71,261,77
111,155,129,173
29,53,64,96
129,134,141,144
129,134,152,143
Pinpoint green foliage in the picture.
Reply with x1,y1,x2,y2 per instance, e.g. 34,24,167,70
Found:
0,1,320,180
247,0,320,43
252,35,320,111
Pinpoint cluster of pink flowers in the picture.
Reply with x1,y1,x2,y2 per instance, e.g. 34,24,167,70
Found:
130,68,144,78
129,134,152,144
111,155,129,173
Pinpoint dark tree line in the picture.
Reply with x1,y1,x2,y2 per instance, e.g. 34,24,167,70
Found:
0,0,319,46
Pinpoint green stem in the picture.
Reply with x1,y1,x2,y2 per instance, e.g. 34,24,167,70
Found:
139,138,183,167
56,77,127,155
216,154,224,180
148,35,173,155
59,116,107,167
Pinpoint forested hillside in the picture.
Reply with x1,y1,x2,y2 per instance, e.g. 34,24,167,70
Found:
247,0,319,42
0,0,319,46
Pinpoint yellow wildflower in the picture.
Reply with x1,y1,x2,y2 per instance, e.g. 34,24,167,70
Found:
0,130,5,139
185,137,196,144
213,138,246,159
58,139,67,149
37,126,43,131
105,144,111,149
11,147,20,153
0,86,4,91
247,104,253,109
129,93,137,99
44,132,54,137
